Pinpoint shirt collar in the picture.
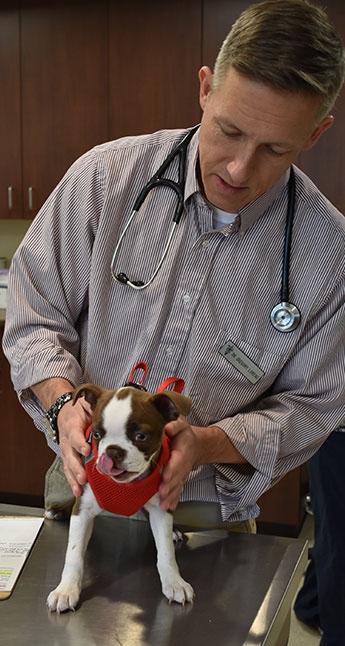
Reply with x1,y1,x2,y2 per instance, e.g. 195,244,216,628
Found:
184,127,290,234
184,127,201,203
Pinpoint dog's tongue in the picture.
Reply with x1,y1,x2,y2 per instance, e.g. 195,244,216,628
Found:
96,454,125,477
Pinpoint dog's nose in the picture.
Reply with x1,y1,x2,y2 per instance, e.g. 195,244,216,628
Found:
106,445,126,466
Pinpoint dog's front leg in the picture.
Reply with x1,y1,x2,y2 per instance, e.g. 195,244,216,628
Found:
145,495,194,604
47,484,101,613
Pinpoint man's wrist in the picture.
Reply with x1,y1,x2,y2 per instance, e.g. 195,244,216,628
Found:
45,392,74,444
191,425,247,466
31,377,76,444
31,377,75,410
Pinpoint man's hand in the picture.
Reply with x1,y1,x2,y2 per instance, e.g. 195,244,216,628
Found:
158,417,198,512
158,418,248,512
57,397,92,497
31,378,92,497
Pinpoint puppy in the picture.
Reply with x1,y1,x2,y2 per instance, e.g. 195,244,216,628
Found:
46,383,194,613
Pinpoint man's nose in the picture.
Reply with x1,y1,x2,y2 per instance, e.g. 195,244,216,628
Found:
226,149,254,185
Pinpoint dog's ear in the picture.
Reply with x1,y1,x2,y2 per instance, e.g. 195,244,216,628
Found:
73,384,104,411
151,391,192,422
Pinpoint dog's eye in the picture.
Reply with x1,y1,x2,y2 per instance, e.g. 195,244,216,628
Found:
135,432,148,442
93,431,102,440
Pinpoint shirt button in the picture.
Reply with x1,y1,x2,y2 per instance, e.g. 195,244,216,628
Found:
182,293,191,304
201,240,210,249
166,346,174,356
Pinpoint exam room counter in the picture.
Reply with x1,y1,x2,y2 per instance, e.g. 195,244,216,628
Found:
0,503,308,646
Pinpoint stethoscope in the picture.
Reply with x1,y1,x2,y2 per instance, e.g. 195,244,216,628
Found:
110,126,301,333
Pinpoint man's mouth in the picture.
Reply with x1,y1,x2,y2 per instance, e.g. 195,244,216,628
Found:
215,175,247,194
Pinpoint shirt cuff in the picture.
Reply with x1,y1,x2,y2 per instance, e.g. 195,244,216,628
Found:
211,413,280,521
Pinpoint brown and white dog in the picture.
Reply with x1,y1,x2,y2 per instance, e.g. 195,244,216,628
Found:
46,383,194,613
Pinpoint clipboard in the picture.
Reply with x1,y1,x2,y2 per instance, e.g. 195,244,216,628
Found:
0,516,44,599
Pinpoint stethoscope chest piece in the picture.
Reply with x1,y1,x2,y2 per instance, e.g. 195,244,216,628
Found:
270,301,301,332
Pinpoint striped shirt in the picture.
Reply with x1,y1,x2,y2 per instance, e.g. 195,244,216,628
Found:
3,128,345,522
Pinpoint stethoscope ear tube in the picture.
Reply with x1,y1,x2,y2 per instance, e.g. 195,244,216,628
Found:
270,167,301,332
110,125,199,290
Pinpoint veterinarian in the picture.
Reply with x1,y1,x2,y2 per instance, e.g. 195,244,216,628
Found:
3,0,345,542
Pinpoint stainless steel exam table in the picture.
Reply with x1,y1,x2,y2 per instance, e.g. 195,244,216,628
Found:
0,503,308,646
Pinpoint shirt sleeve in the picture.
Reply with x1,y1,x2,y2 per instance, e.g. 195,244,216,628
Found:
213,271,345,520
2,148,104,439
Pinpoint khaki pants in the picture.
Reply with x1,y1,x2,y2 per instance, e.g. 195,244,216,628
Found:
45,456,256,534
45,455,74,510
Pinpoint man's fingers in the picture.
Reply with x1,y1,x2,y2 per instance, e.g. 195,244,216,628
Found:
164,416,188,437
60,445,87,496
159,419,198,511
57,399,92,494
159,481,185,511
159,450,189,511
59,429,90,496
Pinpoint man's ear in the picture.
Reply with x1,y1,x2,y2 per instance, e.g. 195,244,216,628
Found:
303,114,334,151
199,66,214,111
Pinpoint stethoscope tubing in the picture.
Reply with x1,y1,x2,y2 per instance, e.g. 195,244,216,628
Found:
110,125,199,289
281,166,296,303
110,126,301,331
111,219,178,290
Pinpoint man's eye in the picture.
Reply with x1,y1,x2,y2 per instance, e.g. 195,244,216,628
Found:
267,146,285,156
222,129,239,138
135,432,148,442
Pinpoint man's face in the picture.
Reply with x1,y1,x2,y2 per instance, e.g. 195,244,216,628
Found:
198,66,332,212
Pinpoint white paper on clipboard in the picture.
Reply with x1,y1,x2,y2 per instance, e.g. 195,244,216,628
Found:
0,516,44,598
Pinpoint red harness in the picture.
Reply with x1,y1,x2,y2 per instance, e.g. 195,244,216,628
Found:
84,363,184,516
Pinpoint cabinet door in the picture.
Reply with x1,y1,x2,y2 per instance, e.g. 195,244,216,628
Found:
0,8,22,219
202,0,261,71
0,327,53,505
20,1,109,218
108,0,202,138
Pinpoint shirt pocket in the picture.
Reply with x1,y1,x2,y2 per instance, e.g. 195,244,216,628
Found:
188,330,289,425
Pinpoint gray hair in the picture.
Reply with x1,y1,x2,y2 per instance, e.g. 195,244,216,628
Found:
213,0,345,118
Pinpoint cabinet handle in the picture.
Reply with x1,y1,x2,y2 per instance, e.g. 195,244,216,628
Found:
28,187,34,211
8,186,13,210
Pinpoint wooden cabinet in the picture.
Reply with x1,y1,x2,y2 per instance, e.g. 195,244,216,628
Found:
108,0,201,138
0,0,201,220
0,324,53,506
3,0,344,219
1,1,109,219
0,9,22,218
257,466,309,537
20,1,109,218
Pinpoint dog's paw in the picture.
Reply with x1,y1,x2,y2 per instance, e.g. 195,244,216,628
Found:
46,582,80,613
162,575,195,605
